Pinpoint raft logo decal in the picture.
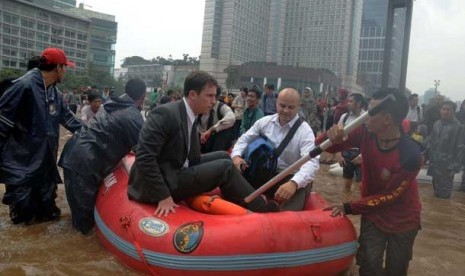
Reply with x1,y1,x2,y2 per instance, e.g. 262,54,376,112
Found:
173,221,204,254
139,218,169,237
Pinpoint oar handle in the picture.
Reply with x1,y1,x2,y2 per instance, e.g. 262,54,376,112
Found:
244,94,395,204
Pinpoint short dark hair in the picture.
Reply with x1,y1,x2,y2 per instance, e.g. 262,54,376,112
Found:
87,91,102,103
159,95,173,105
125,78,146,101
37,56,59,71
264,83,274,90
27,56,40,70
183,71,218,97
408,93,418,100
247,87,262,99
442,100,457,111
350,93,365,105
372,88,408,126
240,87,249,93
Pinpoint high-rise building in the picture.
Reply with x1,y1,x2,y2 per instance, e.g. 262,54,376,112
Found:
0,0,116,74
358,0,406,95
200,0,363,91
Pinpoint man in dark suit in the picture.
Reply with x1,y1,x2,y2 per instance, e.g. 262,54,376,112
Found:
128,71,276,216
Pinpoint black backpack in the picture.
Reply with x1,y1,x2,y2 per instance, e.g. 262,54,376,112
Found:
243,117,303,187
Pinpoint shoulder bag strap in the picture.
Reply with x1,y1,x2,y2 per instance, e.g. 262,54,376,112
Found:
275,117,304,158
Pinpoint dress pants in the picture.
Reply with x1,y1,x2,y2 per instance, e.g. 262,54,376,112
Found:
172,151,267,211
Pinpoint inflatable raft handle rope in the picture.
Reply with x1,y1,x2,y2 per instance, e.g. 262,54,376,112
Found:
244,94,396,204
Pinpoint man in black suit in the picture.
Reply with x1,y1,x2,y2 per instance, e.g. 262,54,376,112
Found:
128,71,276,216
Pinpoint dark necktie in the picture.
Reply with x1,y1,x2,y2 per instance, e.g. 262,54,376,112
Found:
188,119,200,167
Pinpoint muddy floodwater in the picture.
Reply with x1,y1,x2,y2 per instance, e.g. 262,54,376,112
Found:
1,132,464,275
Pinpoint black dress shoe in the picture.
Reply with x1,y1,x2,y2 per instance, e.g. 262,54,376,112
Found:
247,196,280,213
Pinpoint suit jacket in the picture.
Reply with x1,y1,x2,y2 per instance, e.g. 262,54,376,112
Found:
128,100,194,203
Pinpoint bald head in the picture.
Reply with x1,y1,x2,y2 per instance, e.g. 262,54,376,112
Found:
278,88,300,102
277,88,300,125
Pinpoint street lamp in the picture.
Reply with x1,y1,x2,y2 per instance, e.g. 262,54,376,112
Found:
434,80,440,96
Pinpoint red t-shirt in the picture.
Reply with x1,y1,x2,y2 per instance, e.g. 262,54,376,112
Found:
321,126,422,233
333,99,349,124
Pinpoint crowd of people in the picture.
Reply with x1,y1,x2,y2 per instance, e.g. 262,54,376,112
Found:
1,47,465,276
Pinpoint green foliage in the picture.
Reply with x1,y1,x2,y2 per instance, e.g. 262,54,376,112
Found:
121,56,152,67
0,68,24,81
121,54,200,67
61,63,123,94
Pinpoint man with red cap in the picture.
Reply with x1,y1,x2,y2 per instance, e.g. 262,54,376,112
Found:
0,48,81,225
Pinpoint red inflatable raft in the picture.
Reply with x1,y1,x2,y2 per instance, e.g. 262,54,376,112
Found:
95,155,357,275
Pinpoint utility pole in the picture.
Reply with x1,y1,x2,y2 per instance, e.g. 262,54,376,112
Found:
434,80,440,97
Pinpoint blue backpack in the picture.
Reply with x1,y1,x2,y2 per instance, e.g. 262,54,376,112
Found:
243,118,303,187
243,136,277,187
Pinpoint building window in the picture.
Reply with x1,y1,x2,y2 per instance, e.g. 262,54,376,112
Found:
65,29,76,38
3,13,19,25
77,33,87,41
21,18,35,28
37,22,50,32
38,12,49,21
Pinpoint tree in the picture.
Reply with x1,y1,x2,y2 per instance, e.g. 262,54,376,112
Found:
60,63,123,94
0,68,24,81
121,56,152,67
124,54,200,66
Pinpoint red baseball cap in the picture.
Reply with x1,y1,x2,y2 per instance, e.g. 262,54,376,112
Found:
40,48,75,68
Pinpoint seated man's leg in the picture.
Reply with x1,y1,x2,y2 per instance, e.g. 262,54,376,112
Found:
210,128,234,152
172,158,276,212
280,184,312,211
199,151,230,163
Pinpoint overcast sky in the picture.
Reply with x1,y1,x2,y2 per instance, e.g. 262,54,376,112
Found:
85,0,464,101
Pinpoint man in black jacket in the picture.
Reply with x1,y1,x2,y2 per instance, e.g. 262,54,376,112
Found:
128,71,277,217
59,79,146,234
0,48,81,224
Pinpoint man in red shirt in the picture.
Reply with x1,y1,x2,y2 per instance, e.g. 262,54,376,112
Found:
332,88,350,124
323,88,422,276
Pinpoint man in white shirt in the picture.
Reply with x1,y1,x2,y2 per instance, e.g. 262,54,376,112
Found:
80,92,103,124
336,93,365,191
231,88,319,211
406,93,422,123
198,87,236,153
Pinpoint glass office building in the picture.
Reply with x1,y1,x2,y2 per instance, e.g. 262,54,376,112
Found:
0,0,116,74
200,0,363,91
358,0,406,95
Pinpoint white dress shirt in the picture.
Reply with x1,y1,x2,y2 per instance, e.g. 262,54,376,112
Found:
231,114,319,189
198,101,235,133
406,105,422,122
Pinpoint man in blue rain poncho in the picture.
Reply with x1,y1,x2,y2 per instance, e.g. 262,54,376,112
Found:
0,48,81,224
